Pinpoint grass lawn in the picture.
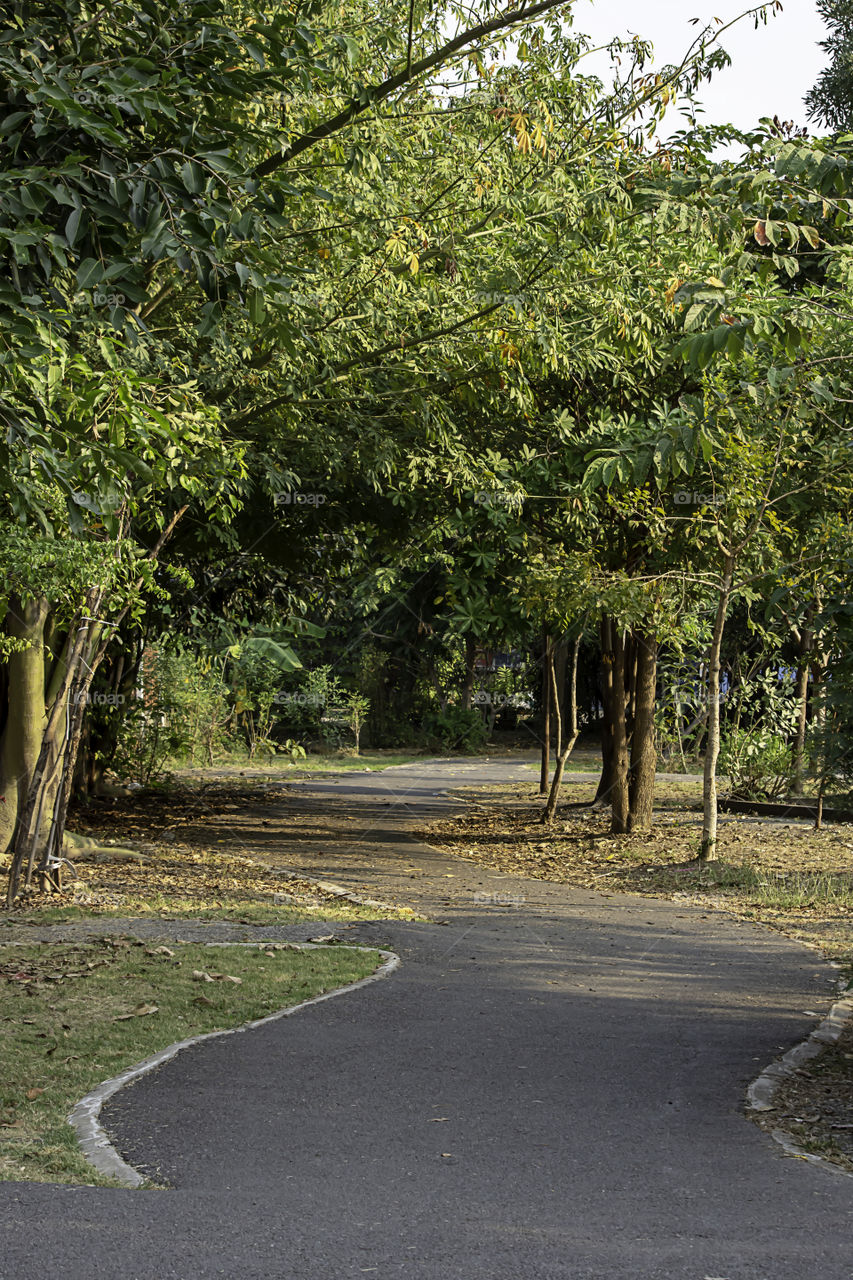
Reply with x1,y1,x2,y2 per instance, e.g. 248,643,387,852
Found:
0,938,381,1185
170,750,427,779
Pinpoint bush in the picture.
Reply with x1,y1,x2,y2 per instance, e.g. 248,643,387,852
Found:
422,706,488,753
718,727,795,800
112,647,232,781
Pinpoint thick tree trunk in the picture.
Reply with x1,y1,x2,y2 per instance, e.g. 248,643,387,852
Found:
595,709,615,808
5,600,97,905
700,553,735,861
543,636,580,824
627,631,658,832
4,506,188,906
600,615,629,834
0,597,49,857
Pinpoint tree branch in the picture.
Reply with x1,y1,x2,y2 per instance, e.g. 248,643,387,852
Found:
253,0,572,178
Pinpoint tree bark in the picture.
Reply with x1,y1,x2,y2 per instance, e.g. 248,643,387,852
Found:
791,623,813,796
600,615,629,834
0,597,49,857
700,553,736,861
627,631,658,832
539,631,551,795
5,598,98,906
4,506,188,906
552,637,568,735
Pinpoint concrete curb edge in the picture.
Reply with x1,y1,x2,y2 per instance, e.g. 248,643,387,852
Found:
746,993,853,1180
68,943,400,1188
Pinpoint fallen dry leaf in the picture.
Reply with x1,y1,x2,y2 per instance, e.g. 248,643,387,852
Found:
115,1003,159,1021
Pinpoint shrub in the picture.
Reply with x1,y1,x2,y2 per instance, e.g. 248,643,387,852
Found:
422,706,488,753
718,727,795,800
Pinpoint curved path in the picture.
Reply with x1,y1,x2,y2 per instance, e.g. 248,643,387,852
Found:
2,758,851,1279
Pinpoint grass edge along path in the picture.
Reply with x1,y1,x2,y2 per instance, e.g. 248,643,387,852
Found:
0,938,383,1186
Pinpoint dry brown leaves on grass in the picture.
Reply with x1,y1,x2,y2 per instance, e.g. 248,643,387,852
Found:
421,779,853,964
6,781,411,921
6,843,368,919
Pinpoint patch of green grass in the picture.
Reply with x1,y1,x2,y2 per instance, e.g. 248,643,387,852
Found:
0,939,381,1185
779,1126,850,1166
523,760,599,774
653,861,853,910
4,899,414,927
172,751,426,778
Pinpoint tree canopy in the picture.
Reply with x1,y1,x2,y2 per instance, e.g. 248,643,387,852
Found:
3,0,853,900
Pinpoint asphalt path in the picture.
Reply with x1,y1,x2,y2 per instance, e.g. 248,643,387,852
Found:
1,758,851,1280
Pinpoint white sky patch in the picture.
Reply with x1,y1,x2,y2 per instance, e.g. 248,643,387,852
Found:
571,0,830,133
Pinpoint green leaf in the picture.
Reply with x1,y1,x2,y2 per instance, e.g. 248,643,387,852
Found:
0,111,29,134
64,205,82,247
248,287,265,324
243,637,302,670
181,160,205,195
76,257,105,290
653,436,672,476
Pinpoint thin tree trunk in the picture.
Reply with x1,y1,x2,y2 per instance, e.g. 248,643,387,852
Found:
791,624,813,796
815,773,826,831
461,636,477,711
811,653,830,826
539,631,551,795
700,553,736,861
627,631,658,832
600,615,629,834
672,684,688,773
552,637,568,738
543,636,580,824
594,620,614,808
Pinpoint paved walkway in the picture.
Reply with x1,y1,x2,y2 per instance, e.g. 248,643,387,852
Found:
1,759,851,1280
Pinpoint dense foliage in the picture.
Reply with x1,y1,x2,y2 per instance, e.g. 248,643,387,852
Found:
2,0,853,899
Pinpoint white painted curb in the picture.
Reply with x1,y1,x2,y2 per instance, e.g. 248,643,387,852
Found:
747,994,853,1179
68,943,399,1188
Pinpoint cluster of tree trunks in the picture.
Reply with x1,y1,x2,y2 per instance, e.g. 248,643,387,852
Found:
1,510,185,906
1,588,110,905
536,620,656,833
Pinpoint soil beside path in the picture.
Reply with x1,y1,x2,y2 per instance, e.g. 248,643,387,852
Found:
1,758,852,1280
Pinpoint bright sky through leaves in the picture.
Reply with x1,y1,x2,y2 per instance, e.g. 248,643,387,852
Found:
574,1,829,133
